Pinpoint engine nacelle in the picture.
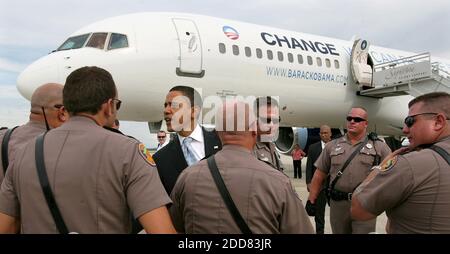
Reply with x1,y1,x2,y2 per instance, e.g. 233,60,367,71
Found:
275,127,342,154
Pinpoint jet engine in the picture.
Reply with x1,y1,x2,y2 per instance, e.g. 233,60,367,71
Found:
275,127,342,154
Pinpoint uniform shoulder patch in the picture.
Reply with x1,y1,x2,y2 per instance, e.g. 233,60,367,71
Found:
380,156,397,172
138,143,155,166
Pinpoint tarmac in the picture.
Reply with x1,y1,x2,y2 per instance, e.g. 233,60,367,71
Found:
279,154,388,234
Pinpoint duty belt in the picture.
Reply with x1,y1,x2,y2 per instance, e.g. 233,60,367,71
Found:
329,189,352,201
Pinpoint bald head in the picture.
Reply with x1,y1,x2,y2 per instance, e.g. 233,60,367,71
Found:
29,83,67,128
30,83,64,113
348,107,368,121
215,100,256,133
215,99,257,149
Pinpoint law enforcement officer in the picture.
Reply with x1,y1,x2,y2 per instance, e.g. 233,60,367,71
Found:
0,66,176,234
170,99,314,233
253,96,284,171
307,107,391,234
351,92,450,233
0,83,67,182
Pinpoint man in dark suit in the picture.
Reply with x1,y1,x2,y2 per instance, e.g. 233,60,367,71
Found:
305,124,332,234
153,86,222,194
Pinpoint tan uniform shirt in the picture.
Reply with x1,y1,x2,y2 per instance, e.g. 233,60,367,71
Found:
170,145,314,234
253,142,284,171
355,136,450,233
0,128,6,172
0,116,171,233
0,121,47,182
315,135,391,193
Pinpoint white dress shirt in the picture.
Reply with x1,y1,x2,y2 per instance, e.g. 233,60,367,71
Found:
177,124,205,162
156,141,168,151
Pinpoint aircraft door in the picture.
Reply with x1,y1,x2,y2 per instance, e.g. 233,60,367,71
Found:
350,39,373,89
172,18,205,77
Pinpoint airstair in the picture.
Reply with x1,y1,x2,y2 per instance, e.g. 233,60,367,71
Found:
358,53,450,98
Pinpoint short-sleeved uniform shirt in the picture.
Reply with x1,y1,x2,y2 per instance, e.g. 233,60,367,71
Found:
315,135,391,193
355,136,450,233
170,145,314,234
0,121,47,182
0,116,171,233
253,142,284,171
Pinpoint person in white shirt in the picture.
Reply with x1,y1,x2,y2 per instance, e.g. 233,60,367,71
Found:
156,131,168,151
153,86,222,194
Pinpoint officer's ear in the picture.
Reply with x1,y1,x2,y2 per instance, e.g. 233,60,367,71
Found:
57,106,67,122
251,129,258,138
434,113,447,130
105,98,115,116
249,120,258,137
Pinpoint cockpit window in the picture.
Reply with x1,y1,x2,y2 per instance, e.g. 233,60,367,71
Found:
108,33,128,50
86,33,108,49
57,34,90,51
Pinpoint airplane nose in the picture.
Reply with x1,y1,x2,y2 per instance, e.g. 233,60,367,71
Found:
17,54,61,100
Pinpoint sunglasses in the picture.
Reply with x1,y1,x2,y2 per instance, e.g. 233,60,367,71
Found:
157,136,166,139
112,99,122,110
404,112,439,128
54,104,64,109
346,116,366,123
259,116,281,124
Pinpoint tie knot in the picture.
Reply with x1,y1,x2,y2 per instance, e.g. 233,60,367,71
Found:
183,136,193,144
182,136,197,166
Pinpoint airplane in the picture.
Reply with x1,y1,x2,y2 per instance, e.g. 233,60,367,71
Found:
16,12,450,153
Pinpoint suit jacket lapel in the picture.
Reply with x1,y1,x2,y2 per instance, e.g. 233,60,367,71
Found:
173,135,188,171
202,127,221,157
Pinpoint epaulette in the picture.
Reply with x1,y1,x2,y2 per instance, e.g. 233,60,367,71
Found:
103,126,124,135
0,127,7,130
103,126,139,142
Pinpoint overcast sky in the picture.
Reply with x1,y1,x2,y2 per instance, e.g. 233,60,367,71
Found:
1,0,449,146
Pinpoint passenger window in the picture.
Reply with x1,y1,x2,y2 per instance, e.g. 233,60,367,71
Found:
256,48,263,59
108,33,128,50
277,51,283,61
219,43,226,54
86,33,108,49
232,45,239,56
307,56,313,65
267,50,273,60
316,57,322,67
287,53,293,63
57,33,90,51
245,46,251,57
325,58,331,68
297,54,303,64
334,60,340,69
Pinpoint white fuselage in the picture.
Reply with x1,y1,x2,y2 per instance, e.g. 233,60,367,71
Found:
16,12,450,136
